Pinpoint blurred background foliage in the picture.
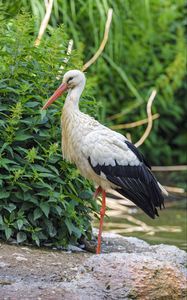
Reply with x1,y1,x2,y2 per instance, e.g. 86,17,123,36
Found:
1,0,186,166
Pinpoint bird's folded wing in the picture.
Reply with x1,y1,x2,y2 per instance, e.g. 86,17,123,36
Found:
82,128,140,168
82,129,164,219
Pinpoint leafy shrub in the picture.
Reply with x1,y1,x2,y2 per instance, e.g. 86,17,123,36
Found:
0,14,98,246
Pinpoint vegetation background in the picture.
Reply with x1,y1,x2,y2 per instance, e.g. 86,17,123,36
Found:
2,0,186,165
0,0,186,248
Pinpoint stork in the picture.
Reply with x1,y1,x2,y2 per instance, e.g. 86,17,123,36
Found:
42,70,167,254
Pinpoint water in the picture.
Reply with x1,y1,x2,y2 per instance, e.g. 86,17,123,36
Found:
101,199,187,251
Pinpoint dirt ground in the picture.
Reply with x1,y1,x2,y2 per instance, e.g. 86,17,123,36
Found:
0,241,94,299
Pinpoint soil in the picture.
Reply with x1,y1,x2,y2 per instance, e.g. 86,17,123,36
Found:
0,242,91,299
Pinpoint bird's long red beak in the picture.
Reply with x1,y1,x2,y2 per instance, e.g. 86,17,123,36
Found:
42,82,68,110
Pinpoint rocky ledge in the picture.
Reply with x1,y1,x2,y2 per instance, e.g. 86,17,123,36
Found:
0,233,186,300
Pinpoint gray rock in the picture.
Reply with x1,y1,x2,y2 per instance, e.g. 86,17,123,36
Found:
0,262,9,268
0,234,186,300
59,233,187,300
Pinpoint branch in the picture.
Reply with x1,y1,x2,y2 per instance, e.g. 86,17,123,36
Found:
135,89,157,147
56,39,74,79
152,165,187,172
163,186,185,194
34,0,54,46
110,113,160,130
66,39,74,56
126,133,132,142
82,8,113,72
44,0,48,9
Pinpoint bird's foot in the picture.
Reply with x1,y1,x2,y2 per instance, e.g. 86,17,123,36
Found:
80,236,97,253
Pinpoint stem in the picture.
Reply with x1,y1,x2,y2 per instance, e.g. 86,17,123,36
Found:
135,89,157,147
82,8,113,72
34,0,54,46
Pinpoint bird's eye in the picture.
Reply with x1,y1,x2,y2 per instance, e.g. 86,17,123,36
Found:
67,77,73,83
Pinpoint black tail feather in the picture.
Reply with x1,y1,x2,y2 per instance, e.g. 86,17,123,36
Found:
114,177,165,219
116,187,157,219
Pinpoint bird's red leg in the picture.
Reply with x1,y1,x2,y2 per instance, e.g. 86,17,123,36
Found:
96,189,106,254
93,186,102,199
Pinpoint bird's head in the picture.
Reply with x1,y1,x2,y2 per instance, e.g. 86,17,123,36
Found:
42,69,86,110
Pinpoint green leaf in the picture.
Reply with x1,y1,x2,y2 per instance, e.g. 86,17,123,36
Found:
0,215,3,225
0,191,10,199
44,219,56,237
17,182,31,191
4,203,16,213
17,232,27,243
33,208,43,220
17,219,24,230
34,182,53,190
71,226,82,238
79,190,93,200
5,227,12,240
65,219,73,235
48,165,59,175
0,142,9,155
32,233,40,247
55,205,63,216
9,211,16,222
0,159,18,167
15,134,33,141
25,101,40,108
68,182,78,195
32,165,52,173
40,202,50,217
38,173,56,178
36,191,50,197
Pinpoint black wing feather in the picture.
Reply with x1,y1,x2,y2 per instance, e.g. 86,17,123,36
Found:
125,141,151,169
88,141,165,219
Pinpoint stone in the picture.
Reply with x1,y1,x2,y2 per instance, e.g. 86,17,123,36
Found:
0,234,186,300
58,234,187,300
15,256,28,261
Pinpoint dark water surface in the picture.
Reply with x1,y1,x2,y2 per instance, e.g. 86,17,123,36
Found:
102,199,187,251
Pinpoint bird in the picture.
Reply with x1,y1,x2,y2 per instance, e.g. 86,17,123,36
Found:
42,69,168,254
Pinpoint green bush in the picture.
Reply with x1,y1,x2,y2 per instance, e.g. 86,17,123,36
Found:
0,14,98,246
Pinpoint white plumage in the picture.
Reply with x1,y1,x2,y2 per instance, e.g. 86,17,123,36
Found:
42,69,167,254
60,71,139,189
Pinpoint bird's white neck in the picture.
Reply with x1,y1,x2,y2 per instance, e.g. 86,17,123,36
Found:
64,81,85,110
61,81,85,163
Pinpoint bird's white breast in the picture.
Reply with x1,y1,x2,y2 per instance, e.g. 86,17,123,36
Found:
61,104,115,189
61,102,140,190
62,104,95,159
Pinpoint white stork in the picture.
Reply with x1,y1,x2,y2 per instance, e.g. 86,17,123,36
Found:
42,70,167,254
